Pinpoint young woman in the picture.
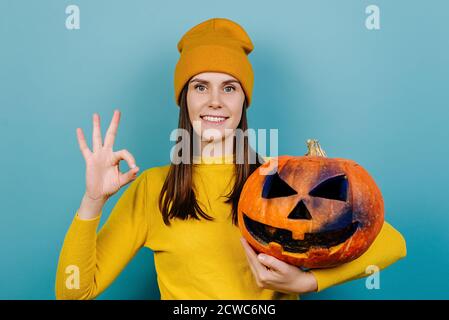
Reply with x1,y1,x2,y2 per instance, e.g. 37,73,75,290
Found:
55,18,406,300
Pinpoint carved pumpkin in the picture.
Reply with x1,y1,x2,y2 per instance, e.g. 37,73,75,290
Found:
238,139,384,268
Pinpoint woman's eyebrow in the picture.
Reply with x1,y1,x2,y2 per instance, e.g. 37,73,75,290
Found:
190,78,239,85
222,79,239,85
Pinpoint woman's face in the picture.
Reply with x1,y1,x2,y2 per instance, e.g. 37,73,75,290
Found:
187,72,245,143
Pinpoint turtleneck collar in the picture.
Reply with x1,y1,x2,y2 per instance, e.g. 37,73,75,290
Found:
192,154,236,166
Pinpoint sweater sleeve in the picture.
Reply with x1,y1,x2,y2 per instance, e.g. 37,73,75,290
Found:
55,172,149,300
309,221,407,292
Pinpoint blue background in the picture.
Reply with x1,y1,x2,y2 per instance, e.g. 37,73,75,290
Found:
1,0,447,299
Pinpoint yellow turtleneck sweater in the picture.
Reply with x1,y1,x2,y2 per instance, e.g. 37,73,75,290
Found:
55,155,407,300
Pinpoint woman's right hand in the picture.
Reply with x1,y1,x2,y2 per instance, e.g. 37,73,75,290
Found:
76,110,140,204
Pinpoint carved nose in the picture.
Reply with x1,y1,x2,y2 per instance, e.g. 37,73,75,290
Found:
288,200,312,220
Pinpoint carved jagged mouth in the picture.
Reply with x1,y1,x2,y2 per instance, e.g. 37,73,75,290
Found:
243,213,360,253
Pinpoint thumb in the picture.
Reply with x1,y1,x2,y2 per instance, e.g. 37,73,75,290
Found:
257,254,286,272
119,166,140,187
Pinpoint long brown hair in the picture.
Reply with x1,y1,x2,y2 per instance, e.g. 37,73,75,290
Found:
158,82,265,226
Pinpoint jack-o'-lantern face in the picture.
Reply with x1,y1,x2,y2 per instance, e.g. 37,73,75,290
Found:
238,141,384,268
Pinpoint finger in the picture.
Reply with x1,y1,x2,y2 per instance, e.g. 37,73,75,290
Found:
241,239,273,285
113,149,137,169
76,128,91,159
104,109,121,148
92,113,103,152
118,166,140,187
240,238,261,282
258,254,288,273
240,238,266,275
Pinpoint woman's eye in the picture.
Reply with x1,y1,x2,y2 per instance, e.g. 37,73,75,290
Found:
195,84,206,92
224,86,235,93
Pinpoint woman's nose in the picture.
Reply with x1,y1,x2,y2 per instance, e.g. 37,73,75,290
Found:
208,88,223,108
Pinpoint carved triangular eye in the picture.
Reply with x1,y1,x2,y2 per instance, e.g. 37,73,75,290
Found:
288,200,312,220
309,174,348,202
262,172,297,199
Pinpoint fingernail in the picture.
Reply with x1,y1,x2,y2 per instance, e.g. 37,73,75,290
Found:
130,164,136,169
258,254,265,261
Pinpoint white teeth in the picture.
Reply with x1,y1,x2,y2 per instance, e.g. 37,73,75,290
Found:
202,116,227,123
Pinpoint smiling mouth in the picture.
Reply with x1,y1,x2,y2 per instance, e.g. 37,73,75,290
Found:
200,115,229,123
242,213,359,253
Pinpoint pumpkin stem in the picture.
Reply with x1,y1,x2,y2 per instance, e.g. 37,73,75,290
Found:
305,139,327,157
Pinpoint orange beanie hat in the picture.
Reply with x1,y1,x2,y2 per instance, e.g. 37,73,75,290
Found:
174,18,255,107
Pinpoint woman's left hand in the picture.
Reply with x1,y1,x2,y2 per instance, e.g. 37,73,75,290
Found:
240,238,318,294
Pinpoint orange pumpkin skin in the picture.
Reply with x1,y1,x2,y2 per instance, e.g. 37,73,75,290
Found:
238,153,384,269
